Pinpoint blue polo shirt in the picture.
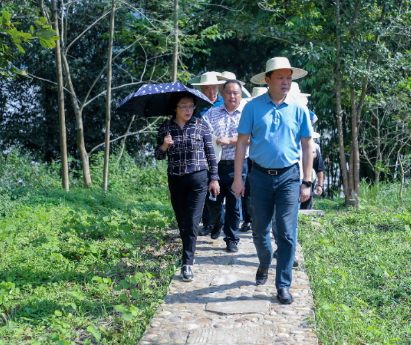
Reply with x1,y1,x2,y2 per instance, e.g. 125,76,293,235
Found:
196,95,224,118
238,93,312,169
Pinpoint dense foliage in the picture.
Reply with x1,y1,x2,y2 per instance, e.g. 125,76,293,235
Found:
2,0,411,196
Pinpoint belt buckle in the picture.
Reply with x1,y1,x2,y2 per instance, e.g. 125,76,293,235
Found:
267,169,278,176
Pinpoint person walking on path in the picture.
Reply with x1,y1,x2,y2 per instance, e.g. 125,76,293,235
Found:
301,140,325,209
205,80,249,252
240,87,269,233
155,91,220,282
232,57,313,304
190,72,225,237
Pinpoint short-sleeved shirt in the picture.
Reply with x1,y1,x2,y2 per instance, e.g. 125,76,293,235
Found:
313,147,325,174
238,92,312,169
204,103,249,161
197,94,224,118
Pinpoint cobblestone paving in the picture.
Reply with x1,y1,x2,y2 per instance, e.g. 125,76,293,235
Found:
138,228,318,345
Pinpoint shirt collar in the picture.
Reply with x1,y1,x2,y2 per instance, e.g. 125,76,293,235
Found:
170,116,196,127
221,102,242,115
263,91,292,106
214,94,224,104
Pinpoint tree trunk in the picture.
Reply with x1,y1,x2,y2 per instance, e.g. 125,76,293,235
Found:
335,0,349,203
61,53,92,186
52,0,69,192
103,0,116,193
398,150,404,202
348,86,359,206
172,0,179,82
117,115,135,165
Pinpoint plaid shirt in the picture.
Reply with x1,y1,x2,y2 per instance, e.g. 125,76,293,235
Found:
155,117,219,180
204,103,249,160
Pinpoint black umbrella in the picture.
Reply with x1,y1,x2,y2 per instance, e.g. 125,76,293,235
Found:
115,81,213,117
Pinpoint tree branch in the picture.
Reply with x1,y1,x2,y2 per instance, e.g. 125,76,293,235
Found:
88,117,161,155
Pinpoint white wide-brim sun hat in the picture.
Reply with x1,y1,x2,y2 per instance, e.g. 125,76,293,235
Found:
251,57,308,85
251,87,268,98
289,82,310,97
190,71,226,86
217,71,245,85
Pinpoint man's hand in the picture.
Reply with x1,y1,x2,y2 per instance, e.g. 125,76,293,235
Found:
161,133,174,151
209,179,220,197
316,185,323,196
216,136,230,145
232,178,245,200
300,184,311,203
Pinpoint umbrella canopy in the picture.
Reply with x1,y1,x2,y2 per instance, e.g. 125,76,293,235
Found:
115,81,213,117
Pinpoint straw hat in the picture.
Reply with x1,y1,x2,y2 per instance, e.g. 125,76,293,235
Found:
251,87,268,98
289,82,310,106
191,72,225,86
251,57,308,84
289,82,310,97
217,71,245,85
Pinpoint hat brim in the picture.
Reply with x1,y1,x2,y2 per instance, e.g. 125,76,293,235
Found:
191,80,226,86
217,77,246,85
250,67,308,84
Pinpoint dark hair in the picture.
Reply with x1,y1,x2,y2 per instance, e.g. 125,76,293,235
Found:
167,91,196,117
265,69,293,79
222,79,242,91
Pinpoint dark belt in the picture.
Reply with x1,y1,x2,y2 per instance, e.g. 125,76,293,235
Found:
219,160,235,165
252,162,297,176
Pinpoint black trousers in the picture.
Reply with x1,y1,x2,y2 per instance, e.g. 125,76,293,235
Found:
300,182,315,210
168,170,208,265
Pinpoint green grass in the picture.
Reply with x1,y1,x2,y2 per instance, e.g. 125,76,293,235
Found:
0,150,180,344
299,188,411,344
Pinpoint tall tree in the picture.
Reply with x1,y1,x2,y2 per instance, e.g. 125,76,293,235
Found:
52,0,69,191
103,0,116,192
172,0,178,81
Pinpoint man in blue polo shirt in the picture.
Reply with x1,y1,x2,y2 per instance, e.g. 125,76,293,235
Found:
232,57,313,305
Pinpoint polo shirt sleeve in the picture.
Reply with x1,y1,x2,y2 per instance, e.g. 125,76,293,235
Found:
300,106,313,138
237,102,253,135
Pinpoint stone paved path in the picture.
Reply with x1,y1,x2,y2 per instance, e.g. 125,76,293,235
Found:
138,226,318,345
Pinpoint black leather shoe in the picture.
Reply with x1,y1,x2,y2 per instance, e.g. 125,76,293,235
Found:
277,288,294,304
198,224,213,236
226,241,238,253
180,266,194,282
210,224,223,239
255,266,269,285
240,221,252,232
273,250,299,268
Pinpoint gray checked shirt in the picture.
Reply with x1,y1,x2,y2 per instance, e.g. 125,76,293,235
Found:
204,103,249,160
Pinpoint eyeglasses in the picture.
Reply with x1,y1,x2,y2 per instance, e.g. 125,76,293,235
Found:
177,105,196,111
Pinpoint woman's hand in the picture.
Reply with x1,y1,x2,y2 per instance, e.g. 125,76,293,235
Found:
208,179,220,198
161,132,174,151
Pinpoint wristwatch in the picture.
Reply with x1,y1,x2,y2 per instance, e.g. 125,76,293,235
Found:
302,180,312,187
318,184,323,189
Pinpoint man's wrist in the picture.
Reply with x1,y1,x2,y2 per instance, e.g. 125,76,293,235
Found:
302,180,312,187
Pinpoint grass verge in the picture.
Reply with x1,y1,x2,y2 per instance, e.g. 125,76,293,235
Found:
299,189,411,344
0,150,180,344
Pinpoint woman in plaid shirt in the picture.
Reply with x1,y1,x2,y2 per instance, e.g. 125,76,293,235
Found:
155,91,220,281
